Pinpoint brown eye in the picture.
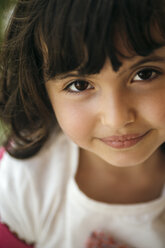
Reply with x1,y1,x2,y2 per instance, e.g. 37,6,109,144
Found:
65,80,93,93
133,68,160,81
138,69,155,80
73,80,89,91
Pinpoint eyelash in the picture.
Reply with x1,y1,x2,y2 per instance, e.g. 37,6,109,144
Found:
63,68,162,95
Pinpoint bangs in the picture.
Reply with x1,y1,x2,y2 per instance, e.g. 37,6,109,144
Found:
41,0,165,79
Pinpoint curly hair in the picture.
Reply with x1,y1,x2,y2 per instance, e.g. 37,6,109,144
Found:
1,0,165,158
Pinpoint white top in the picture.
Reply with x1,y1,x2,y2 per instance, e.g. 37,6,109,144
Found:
0,132,165,248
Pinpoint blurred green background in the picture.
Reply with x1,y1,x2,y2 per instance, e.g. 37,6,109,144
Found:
0,0,16,144
0,0,16,42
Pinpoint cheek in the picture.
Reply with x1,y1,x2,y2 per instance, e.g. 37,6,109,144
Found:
140,93,165,127
150,102,165,123
155,109,165,125
52,100,96,142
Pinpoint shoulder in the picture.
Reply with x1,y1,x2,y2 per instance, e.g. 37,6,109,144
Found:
0,131,78,244
0,132,72,189
0,131,75,188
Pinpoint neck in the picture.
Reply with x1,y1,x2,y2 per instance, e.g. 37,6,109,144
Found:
76,148,165,204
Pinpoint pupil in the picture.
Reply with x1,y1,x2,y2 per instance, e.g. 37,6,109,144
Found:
138,70,152,80
75,81,88,90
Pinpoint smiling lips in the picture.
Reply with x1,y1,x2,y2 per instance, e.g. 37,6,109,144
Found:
101,132,148,149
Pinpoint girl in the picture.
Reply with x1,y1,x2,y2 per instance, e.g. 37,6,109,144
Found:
0,0,165,247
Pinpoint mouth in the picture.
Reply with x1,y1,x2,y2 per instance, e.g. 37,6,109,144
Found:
100,131,149,149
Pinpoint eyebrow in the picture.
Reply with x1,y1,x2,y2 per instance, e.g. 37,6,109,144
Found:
56,73,84,80
130,55,165,69
117,54,165,77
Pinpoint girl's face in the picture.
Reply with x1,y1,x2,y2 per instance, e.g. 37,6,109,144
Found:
46,46,165,168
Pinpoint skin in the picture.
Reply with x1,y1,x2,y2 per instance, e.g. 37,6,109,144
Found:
45,46,165,203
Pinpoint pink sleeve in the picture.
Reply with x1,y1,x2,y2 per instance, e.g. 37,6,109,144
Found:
0,147,5,160
0,222,34,248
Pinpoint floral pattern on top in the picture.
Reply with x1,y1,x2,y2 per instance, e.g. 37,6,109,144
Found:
86,231,131,248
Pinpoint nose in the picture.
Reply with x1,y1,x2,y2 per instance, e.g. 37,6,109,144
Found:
99,88,136,130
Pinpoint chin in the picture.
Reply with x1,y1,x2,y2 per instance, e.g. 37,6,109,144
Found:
99,151,153,168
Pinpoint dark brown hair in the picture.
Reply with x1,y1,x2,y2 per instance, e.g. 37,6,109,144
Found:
1,0,165,158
